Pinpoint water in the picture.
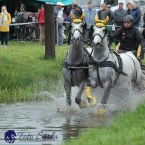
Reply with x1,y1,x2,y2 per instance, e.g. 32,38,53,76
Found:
0,85,144,145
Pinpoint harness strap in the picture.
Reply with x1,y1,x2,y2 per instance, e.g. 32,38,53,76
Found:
62,52,89,86
89,50,128,88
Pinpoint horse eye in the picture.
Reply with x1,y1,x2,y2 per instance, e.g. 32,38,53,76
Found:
103,29,106,31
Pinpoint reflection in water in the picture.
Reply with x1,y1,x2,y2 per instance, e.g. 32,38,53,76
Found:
0,98,114,145
0,84,144,145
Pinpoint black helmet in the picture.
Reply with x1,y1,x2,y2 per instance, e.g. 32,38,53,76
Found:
123,15,133,22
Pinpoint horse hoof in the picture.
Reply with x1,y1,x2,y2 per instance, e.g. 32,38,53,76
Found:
78,100,87,109
98,108,105,115
57,106,74,114
88,97,97,106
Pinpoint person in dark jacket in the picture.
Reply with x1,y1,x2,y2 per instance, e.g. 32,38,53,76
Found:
130,2,141,27
66,1,82,18
97,3,108,20
127,2,132,15
110,15,145,56
114,3,127,26
106,5,115,25
66,1,82,45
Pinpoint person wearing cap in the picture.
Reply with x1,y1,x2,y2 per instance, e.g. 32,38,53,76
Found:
130,2,141,27
106,5,115,25
97,3,108,20
66,1,82,45
114,3,127,26
83,1,97,44
54,2,64,46
109,15,145,59
66,1,82,18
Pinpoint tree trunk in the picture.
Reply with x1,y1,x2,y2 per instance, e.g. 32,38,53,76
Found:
44,4,55,59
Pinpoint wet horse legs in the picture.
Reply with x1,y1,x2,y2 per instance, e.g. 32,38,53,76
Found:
101,80,112,107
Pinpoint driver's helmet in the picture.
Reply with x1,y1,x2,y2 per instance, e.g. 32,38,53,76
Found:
123,15,134,22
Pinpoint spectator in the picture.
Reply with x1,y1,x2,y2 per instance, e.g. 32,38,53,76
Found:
66,1,82,19
66,2,82,45
38,6,45,45
127,3,132,15
114,2,127,26
98,3,108,20
54,2,64,46
130,2,141,27
0,6,11,47
84,1,97,43
106,5,115,25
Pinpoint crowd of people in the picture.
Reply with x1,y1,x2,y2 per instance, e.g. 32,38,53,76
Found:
37,1,145,46
0,1,145,48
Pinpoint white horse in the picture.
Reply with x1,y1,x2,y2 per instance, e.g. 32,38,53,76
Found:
85,16,143,113
62,13,90,108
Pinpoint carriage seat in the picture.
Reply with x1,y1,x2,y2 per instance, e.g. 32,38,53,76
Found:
116,43,144,60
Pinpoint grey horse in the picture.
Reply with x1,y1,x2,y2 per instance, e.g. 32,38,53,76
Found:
62,13,90,108
85,16,143,114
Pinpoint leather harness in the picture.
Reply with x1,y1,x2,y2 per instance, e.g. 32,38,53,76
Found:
62,50,89,87
88,50,128,88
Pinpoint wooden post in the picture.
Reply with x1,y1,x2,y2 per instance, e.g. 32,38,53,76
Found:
44,4,55,59
56,20,59,45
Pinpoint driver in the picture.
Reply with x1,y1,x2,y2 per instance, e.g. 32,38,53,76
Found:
109,15,145,59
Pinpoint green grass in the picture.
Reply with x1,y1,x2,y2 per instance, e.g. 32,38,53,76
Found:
64,103,145,145
0,41,68,102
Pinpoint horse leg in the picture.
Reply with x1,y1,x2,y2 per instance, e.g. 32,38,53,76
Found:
75,82,87,109
99,80,112,114
85,79,97,106
64,82,71,106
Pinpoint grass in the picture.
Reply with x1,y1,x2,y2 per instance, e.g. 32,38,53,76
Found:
0,41,144,103
64,103,145,145
0,41,68,103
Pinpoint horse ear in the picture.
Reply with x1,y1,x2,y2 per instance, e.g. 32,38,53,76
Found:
70,13,75,20
80,12,85,20
95,15,99,22
104,16,109,25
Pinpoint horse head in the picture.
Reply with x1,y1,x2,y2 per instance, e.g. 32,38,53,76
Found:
91,15,109,47
69,12,86,43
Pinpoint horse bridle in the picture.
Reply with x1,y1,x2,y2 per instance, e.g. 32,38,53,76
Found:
71,28,83,37
70,22,85,38
92,26,107,41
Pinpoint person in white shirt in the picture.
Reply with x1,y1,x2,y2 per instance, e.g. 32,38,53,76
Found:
54,2,64,46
